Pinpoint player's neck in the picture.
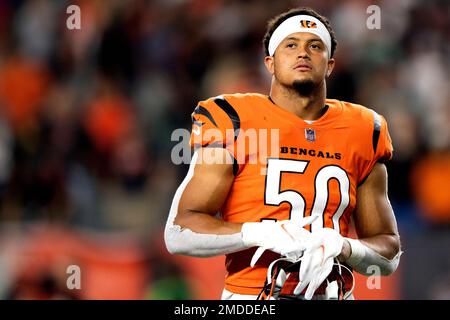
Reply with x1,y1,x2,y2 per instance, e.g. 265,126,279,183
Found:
270,81,327,121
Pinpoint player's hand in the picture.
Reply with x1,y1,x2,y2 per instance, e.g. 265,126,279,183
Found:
293,227,344,300
242,215,317,267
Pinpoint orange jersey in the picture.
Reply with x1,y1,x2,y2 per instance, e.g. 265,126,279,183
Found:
189,93,393,295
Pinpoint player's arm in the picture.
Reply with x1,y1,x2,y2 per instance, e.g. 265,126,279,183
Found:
164,146,315,258
175,147,241,235
339,162,402,275
164,147,246,257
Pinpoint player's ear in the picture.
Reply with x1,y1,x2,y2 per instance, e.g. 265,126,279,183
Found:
264,55,274,75
326,58,335,78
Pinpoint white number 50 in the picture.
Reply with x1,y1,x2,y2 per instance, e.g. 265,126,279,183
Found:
265,158,350,233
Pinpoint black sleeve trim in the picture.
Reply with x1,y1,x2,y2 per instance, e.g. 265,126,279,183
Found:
232,157,239,176
193,120,204,127
357,173,369,187
191,143,239,176
213,96,241,141
372,111,381,154
192,105,218,127
193,141,225,150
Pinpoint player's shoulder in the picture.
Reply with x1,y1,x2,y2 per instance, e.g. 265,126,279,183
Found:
193,93,264,132
327,99,387,128
199,92,267,108
196,93,267,124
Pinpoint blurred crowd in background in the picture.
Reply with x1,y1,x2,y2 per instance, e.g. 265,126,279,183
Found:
0,0,448,299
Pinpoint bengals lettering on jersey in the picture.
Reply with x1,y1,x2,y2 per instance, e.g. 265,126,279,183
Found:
189,93,393,295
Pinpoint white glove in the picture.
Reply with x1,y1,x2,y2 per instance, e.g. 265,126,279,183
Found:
294,227,344,300
242,215,317,267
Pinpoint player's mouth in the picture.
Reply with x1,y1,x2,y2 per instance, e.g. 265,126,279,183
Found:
293,63,312,71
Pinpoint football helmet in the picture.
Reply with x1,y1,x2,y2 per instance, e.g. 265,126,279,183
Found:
256,257,355,300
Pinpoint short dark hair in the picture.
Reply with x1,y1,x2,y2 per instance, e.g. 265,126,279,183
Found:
263,7,338,58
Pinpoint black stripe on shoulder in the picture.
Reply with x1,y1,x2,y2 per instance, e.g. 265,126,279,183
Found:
213,96,241,141
372,111,381,153
192,106,218,127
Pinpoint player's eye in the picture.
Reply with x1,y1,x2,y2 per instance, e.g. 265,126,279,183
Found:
309,43,322,50
286,43,297,48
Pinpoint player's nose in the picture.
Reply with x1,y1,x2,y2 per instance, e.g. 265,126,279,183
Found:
296,44,310,59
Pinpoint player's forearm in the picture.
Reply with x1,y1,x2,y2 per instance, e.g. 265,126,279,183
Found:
165,210,246,257
339,233,401,276
174,210,243,235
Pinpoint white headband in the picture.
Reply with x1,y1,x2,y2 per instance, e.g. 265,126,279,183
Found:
268,15,332,58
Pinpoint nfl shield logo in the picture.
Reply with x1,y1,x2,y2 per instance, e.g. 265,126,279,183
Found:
305,128,316,142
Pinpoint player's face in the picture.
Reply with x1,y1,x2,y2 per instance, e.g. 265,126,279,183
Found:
265,32,335,91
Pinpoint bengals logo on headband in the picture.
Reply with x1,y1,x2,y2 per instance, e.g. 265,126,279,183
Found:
300,20,317,28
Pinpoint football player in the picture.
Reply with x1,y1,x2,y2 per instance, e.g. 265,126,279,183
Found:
164,7,401,300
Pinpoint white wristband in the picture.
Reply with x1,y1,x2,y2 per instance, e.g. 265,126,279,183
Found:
345,237,366,266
